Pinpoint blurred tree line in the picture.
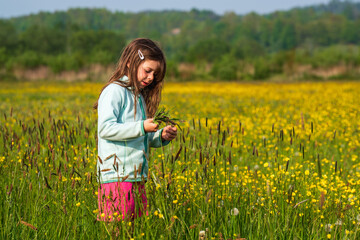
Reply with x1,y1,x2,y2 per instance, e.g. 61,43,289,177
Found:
1,0,360,81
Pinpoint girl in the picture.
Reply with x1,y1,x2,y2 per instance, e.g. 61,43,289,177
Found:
94,38,177,222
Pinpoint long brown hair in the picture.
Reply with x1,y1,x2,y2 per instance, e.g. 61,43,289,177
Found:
94,38,166,117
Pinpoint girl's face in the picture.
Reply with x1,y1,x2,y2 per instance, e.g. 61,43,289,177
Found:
137,59,160,89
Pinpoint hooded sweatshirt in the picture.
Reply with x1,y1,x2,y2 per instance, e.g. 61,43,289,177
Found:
97,76,169,183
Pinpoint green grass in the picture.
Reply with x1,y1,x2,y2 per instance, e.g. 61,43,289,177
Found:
0,81,359,239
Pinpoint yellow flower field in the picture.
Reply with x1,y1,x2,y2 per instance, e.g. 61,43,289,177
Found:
0,81,359,239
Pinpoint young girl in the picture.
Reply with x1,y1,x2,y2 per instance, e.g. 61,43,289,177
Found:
94,38,177,222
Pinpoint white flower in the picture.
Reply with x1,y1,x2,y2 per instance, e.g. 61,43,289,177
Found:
199,230,206,240
254,165,260,170
335,219,343,226
231,208,239,216
324,224,332,232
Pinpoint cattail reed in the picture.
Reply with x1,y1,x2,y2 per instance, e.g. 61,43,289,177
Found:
317,154,322,178
292,127,295,137
174,146,182,161
20,220,37,231
217,121,221,135
286,160,289,172
206,189,212,202
122,175,130,182
302,146,305,159
222,130,226,145
44,176,51,189
319,192,325,209
334,160,337,173
287,185,294,202
104,154,114,161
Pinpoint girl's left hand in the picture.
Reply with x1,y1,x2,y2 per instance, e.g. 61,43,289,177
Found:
161,125,177,141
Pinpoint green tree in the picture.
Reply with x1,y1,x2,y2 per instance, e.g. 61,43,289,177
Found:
211,54,238,80
231,38,265,59
186,38,230,62
71,30,125,56
0,20,18,53
19,25,66,54
253,57,272,80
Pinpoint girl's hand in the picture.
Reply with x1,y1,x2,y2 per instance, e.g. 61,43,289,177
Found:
144,119,159,132
161,125,177,141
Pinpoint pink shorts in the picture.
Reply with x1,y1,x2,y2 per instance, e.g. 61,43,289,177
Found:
98,182,148,221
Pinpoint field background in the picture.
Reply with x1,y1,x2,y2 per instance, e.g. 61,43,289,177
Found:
1,81,359,239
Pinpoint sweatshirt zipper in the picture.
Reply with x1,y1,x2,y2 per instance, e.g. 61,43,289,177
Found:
139,96,148,176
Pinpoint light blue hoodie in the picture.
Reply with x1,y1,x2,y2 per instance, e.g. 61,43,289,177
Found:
97,76,169,183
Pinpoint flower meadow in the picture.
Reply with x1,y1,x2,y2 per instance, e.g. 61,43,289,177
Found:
0,81,360,239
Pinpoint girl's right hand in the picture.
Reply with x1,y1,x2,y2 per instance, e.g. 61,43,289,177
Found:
144,118,159,132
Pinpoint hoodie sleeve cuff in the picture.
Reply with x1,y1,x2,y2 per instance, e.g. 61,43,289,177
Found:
141,120,145,135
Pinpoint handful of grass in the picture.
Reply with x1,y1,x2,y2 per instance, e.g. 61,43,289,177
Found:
154,106,182,129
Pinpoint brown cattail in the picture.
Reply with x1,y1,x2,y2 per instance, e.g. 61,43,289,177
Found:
190,224,198,229
320,192,326,209
138,163,142,174
121,175,130,182
20,220,37,231
104,154,115,161
97,156,103,164
174,146,182,161
183,199,190,206
44,176,51,189
206,189,213,203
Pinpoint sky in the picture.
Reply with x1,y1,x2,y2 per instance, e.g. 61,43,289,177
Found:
0,0,334,18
